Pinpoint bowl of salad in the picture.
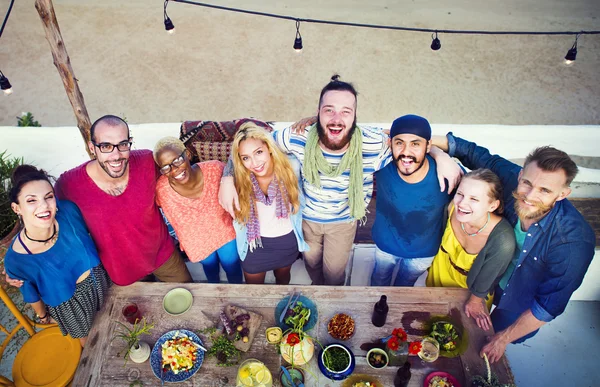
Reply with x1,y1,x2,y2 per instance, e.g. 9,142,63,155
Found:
150,329,204,382
274,295,318,332
428,320,468,357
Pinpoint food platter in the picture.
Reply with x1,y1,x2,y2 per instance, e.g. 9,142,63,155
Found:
327,313,356,340
162,288,193,316
150,329,204,383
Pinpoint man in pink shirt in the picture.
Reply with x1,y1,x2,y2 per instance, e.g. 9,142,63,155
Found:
53,115,191,285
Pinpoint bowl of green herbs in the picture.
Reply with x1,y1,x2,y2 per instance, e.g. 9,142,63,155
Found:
318,343,355,381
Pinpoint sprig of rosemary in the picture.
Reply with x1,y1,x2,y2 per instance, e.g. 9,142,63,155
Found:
197,327,241,367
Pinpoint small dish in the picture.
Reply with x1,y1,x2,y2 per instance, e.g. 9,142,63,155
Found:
341,374,383,387
163,288,193,316
318,343,355,381
366,348,388,369
279,366,305,387
424,371,461,387
327,313,355,340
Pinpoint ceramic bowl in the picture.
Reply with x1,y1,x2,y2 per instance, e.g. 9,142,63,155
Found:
366,348,389,369
317,343,355,381
279,367,305,387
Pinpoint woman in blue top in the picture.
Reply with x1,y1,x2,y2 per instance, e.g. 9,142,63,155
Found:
4,165,111,347
231,122,309,284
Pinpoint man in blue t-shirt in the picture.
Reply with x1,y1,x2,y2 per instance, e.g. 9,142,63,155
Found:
371,115,452,286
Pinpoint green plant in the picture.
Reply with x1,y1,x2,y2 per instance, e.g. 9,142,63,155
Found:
111,317,154,364
0,150,23,240
198,327,241,366
16,112,41,127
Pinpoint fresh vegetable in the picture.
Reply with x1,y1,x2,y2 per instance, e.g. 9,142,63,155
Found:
429,322,459,352
161,333,198,374
197,327,241,367
284,301,311,330
220,311,233,335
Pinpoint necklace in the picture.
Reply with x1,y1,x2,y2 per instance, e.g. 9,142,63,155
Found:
461,212,490,237
24,224,57,243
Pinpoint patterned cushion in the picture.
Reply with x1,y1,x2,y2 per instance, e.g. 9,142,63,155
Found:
179,118,273,163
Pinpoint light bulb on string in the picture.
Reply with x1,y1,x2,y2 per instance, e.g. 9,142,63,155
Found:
0,71,12,95
293,20,303,52
564,33,579,66
164,0,175,34
431,31,441,51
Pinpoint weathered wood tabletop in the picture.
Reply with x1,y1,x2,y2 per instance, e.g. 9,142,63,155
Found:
73,283,514,386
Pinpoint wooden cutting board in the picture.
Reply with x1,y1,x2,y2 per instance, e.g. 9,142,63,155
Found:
223,304,263,352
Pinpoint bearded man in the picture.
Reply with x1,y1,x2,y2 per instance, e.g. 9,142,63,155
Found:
370,115,451,287
432,134,595,363
220,75,462,285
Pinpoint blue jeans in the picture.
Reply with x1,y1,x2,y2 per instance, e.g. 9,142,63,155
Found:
371,247,434,286
200,240,243,284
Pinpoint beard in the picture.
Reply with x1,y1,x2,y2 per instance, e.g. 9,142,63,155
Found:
99,158,129,179
393,153,426,176
512,190,554,220
316,114,357,151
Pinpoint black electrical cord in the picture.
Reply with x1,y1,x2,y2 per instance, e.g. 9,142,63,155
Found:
0,0,16,40
170,0,600,36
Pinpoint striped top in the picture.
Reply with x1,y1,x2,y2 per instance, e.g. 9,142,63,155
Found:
274,125,391,223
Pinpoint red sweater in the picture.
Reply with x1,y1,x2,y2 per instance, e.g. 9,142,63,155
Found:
55,150,174,285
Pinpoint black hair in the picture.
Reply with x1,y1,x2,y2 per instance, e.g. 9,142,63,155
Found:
9,165,54,204
90,115,130,142
318,74,358,108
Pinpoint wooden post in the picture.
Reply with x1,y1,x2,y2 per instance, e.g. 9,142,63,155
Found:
35,0,93,158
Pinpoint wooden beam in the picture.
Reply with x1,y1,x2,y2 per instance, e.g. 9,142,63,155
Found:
35,0,93,159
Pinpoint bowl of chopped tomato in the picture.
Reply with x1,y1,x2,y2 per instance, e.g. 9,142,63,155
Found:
150,329,204,382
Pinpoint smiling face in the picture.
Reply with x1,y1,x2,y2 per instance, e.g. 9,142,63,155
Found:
156,147,191,186
88,121,131,179
11,180,57,230
316,90,357,152
453,177,499,223
513,161,571,221
238,138,274,178
391,133,430,179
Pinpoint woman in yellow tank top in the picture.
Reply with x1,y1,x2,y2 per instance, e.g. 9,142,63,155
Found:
427,169,515,331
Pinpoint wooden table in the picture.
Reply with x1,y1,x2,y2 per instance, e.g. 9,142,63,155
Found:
73,283,514,386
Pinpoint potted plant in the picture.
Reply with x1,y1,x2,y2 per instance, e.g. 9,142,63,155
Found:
318,343,355,381
112,317,154,364
0,151,23,245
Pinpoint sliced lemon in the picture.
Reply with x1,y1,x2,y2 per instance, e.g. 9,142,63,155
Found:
238,367,250,380
240,376,254,386
256,369,272,384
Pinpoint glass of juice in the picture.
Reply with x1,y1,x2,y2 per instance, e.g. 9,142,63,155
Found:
236,358,273,387
122,303,142,324
418,337,440,362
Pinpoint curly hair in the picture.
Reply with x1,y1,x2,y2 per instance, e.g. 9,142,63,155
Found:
231,123,300,224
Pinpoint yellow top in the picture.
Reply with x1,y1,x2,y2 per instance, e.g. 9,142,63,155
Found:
426,206,494,309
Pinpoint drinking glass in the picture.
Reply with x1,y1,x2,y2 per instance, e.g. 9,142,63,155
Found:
418,337,440,362
236,358,273,387
122,303,142,324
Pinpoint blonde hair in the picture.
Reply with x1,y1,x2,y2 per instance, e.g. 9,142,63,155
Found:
232,122,300,224
153,136,186,163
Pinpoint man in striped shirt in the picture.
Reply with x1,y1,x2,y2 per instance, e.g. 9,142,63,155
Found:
220,75,460,285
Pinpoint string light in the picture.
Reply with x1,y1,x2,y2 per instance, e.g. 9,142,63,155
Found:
294,20,303,52
564,34,579,66
166,0,600,59
164,0,175,34
431,31,441,51
0,70,12,95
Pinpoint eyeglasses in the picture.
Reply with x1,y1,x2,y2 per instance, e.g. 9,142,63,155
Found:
92,139,132,153
159,151,186,175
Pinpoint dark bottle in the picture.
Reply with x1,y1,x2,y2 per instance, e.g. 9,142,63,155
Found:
394,361,411,387
371,295,389,327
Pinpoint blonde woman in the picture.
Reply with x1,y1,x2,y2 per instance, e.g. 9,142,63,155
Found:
153,137,242,284
231,122,309,284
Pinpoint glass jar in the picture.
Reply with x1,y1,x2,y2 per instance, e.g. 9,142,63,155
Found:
386,340,408,366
